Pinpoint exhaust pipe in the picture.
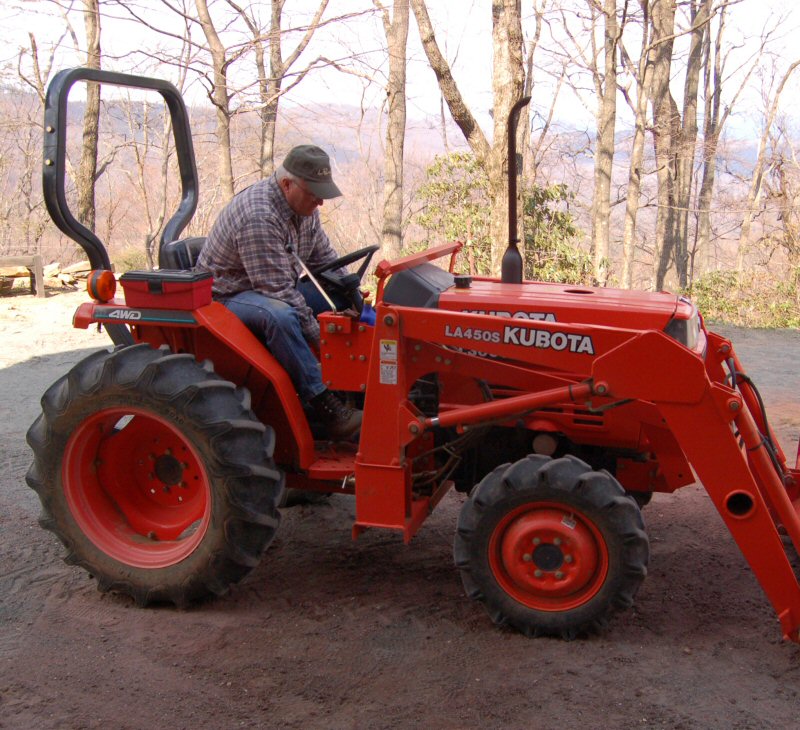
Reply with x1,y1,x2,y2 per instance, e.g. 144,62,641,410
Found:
501,95,531,284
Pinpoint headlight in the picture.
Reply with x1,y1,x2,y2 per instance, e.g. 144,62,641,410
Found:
664,297,702,351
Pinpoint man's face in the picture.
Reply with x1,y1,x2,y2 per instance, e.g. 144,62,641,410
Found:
281,177,324,216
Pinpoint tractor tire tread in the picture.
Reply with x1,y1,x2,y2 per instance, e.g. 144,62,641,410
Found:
26,344,284,607
453,454,649,639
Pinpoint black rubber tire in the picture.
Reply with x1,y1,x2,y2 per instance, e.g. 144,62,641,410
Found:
26,343,284,606
454,454,648,638
628,489,653,509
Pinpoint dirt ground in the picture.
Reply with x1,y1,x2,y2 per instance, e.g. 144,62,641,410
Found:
2,288,800,730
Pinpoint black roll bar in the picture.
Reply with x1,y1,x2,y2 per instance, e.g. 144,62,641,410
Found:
43,67,198,271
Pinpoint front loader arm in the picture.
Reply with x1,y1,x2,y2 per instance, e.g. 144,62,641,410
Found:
594,330,800,641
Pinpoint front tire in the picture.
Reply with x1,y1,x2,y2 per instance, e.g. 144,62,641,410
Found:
454,454,648,638
26,344,284,606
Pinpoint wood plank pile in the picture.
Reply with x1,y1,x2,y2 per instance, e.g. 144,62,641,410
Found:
0,260,91,294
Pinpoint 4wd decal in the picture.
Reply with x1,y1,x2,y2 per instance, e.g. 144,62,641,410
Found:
106,309,142,320
93,306,197,325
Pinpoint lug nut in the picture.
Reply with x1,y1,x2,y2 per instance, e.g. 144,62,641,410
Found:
555,571,565,580
532,537,541,545
564,555,574,564
522,553,532,562
553,537,562,546
534,569,543,578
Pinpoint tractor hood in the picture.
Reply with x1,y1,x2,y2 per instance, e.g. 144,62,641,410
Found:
439,278,690,332
383,262,694,335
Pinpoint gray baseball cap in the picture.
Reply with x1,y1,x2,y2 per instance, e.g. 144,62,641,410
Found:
282,144,342,199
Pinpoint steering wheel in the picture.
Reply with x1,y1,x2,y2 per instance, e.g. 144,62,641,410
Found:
311,244,380,281
309,245,380,314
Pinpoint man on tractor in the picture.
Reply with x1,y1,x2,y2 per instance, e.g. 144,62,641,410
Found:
196,144,362,439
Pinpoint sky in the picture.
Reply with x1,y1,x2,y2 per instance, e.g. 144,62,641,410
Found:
2,0,799,141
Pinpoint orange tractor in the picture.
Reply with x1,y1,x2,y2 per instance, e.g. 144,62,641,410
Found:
28,68,800,641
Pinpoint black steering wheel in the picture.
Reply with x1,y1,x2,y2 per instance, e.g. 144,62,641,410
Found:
311,244,380,281
310,245,380,314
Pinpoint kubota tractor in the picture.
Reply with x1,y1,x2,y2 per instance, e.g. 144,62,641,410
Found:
27,67,800,641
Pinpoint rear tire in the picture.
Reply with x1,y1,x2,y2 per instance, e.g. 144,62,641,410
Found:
454,454,648,638
26,344,284,606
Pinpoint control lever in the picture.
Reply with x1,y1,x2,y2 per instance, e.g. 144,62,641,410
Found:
285,241,338,312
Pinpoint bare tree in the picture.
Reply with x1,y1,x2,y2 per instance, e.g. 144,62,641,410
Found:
411,0,525,275
693,5,761,277
195,0,236,200
223,0,331,177
737,57,800,271
590,0,622,285
375,0,409,260
671,0,710,288
647,0,680,290
76,0,101,230
119,98,173,268
618,0,653,288
648,0,721,290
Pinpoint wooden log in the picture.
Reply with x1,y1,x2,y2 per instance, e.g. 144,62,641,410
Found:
0,255,45,297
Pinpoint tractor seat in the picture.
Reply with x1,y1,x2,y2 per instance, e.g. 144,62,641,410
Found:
159,236,206,270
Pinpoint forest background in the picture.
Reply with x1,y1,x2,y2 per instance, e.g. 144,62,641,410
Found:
1,0,799,326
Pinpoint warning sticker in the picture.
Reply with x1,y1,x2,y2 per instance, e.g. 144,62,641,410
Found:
379,340,398,383
380,363,398,385
379,339,398,362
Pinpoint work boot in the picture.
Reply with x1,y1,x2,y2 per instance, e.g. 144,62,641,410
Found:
310,390,362,440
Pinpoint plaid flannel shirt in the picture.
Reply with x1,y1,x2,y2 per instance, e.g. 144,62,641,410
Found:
197,175,340,343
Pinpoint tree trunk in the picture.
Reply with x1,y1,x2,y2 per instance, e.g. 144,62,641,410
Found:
737,59,800,271
195,0,235,200
673,0,710,288
488,0,525,274
77,0,101,231
258,0,330,175
648,0,679,291
263,0,285,177
591,0,619,286
380,0,409,260
695,6,720,277
411,0,525,275
620,98,647,289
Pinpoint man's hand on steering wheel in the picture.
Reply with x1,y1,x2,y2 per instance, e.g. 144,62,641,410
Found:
310,245,380,314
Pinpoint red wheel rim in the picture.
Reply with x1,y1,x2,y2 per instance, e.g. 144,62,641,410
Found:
488,501,609,611
62,406,211,569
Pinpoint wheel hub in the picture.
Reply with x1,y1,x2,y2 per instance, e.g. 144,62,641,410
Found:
63,406,210,568
490,503,609,611
532,543,564,571
154,453,184,486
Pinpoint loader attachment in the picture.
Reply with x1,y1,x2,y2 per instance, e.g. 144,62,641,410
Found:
594,329,800,641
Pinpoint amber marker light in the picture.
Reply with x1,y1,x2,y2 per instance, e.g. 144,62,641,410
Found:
87,269,117,302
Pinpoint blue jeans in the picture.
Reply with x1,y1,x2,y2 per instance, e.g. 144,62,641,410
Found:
221,289,326,402
296,277,352,313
